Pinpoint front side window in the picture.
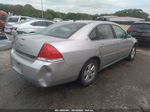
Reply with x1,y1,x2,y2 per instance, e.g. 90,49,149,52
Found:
89,24,115,40
46,22,53,26
112,25,126,39
31,21,47,26
40,23,86,39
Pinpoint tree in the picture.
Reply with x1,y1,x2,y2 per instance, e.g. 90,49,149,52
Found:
44,10,53,20
114,9,149,19
0,3,149,21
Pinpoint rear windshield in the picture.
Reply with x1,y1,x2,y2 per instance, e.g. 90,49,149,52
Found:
40,23,86,39
131,23,150,30
7,17,19,22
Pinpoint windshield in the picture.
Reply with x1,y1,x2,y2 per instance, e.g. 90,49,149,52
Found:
7,17,19,22
40,22,86,39
131,23,150,30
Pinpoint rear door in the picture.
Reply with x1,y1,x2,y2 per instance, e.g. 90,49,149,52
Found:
90,24,122,67
111,24,133,57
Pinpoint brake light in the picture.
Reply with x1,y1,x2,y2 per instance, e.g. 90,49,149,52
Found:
127,29,133,33
147,31,150,33
145,38,150,40
38,43,63,60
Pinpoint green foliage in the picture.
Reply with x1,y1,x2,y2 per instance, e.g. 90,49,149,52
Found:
0,3,149,21
114,9,149,19
65,13,92,20
0,3,93,20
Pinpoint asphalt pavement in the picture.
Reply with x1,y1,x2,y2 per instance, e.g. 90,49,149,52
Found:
0,47,150,109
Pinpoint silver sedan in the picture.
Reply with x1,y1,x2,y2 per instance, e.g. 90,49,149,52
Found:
10,21,137,87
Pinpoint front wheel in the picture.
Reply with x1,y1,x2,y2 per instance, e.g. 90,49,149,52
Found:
127,45,136,60
78,59,98,86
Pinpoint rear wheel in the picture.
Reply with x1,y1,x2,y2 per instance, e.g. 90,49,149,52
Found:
79,59,98,86
127,45,136,60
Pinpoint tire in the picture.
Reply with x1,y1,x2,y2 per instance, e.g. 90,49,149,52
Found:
78,59,98,86
127,45,136,60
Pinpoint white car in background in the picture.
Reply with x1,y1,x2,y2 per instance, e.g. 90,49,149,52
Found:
6,16,32,25
15,19,53,35
4,16,32,34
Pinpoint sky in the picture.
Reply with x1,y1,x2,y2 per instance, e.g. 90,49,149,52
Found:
0,0,149,15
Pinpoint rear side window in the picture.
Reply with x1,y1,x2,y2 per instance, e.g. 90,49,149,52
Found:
40,23,86,39
97,25,114,39
90,24,115,40
131,23,150,30
89,29,97,40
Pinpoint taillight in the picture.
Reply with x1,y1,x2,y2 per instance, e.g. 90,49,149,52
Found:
127,29,133,33
38,43,63,60
147,31,150,33
145,38,150,40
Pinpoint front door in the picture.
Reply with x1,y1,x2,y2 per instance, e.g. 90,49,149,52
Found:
111,24,133,57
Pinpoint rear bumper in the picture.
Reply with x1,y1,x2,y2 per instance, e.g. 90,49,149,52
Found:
10,49,78,87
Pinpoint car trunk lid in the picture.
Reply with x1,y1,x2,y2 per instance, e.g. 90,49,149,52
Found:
14,34,67,58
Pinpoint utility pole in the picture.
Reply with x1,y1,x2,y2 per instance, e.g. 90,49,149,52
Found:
41,0,44,18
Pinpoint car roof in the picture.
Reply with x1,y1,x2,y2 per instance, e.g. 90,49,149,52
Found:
75,20,119,26
133,21,150,24
8,16,32,19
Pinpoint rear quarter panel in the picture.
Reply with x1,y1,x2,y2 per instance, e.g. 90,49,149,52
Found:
50,39,100,79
